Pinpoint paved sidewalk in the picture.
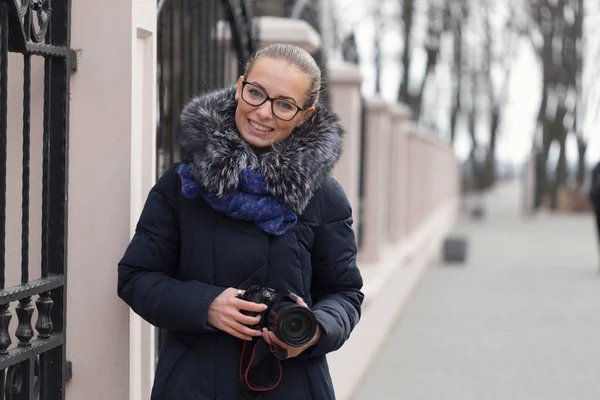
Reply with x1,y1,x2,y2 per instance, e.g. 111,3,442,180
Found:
354,181,600,400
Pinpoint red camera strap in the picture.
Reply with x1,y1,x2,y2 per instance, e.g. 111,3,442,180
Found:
239,339,283,392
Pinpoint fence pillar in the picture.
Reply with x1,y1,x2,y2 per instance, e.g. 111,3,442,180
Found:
387,104,411,243
67,0,157,398
359,97,390,263
327,61,362,229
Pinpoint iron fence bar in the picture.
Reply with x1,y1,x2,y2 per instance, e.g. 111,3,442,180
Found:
41,55,50,279
24,357,36,400
0,3,11,368
200,4,208,91
224,17,230,86
210,0,217,90
0,4,7,292
22,54,31,285
39,346,61,400
0,276,63,306
157,9,165,178
219,6,226,87
157,0,167,15
25,43,70,58
46,0,71,395
0,368,4,400
188,0,194,98
180,0,186,108
216,4,222,86
224,0,249,74
0,336,62,372
192,2,198,92
168,0,175,166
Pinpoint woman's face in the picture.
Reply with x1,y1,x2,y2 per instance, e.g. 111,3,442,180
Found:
235,57,315,148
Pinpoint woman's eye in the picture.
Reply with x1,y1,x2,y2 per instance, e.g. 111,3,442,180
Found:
277,101,294,111
249,88,263,97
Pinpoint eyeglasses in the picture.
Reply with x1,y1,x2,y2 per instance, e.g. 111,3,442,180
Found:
241,81,304,121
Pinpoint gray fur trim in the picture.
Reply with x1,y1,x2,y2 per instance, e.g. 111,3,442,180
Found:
178,86,344,214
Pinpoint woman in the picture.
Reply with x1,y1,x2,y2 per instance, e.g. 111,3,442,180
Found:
117,43,364,400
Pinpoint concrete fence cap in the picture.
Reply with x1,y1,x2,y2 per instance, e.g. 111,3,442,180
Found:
255,16,321,55
389,103,412,120
327,61,362,84
364,96,387,111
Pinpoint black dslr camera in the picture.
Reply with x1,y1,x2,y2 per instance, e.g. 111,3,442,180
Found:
238,285,317,347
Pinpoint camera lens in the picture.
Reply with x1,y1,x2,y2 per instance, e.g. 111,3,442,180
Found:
287,317,303,334
268,303,317,347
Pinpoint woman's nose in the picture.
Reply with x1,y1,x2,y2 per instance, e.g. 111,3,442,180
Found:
257,101,273,119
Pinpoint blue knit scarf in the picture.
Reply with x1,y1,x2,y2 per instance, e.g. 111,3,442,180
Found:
177,163,297,236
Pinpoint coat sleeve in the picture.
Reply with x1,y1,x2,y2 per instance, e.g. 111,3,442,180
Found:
301,178,364,358
117,166,226,333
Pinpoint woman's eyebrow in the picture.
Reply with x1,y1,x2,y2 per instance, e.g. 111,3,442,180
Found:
250,81,299,104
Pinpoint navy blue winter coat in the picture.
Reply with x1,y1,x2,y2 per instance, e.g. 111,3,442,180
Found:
117,87,364,399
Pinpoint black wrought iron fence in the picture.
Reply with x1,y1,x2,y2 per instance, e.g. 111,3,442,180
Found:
156,0,257,177
0,0,73,398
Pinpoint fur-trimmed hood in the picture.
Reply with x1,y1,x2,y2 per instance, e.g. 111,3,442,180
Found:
178,86,345,214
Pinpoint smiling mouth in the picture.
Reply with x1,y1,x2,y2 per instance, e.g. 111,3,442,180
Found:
248,119,274,134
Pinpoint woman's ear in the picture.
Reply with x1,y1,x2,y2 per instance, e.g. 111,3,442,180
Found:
235,75,244,101
302,107,316,122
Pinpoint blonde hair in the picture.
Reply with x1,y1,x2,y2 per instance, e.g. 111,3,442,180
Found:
243,43,321,108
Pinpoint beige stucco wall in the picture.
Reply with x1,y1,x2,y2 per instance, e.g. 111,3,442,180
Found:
65,0,157,399
65,0,132,397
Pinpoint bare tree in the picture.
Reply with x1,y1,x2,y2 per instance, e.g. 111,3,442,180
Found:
480,0,519,185
447,0,517,187
527,0,584,207
396,0,445,122
397,0,415,104
447,0,467,145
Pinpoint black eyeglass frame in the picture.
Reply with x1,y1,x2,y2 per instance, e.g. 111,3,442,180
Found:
240,80,305,121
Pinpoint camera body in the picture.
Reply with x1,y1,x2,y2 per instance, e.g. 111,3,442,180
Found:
239,285,317,347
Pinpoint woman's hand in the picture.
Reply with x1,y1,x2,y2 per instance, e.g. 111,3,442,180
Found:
262,296,322,359
207,288,267,341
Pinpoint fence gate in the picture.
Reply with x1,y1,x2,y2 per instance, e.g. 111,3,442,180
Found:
0,0,72,398
156,0,257,177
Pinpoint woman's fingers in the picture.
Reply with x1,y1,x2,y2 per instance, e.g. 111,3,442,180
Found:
235,312,262,326
229,321,263,339
235,298,269,313
262,328,271,345
223,325,253,341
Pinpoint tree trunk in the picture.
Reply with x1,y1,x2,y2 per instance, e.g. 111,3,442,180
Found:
449,19,463,144
398,0,414,104
484,111,499,186
576,136,587,189
374,30,382,94
536,82,549,199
